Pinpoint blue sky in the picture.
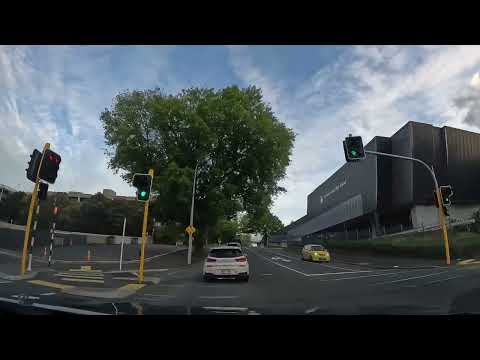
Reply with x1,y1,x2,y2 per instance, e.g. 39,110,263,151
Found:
1,45,480,224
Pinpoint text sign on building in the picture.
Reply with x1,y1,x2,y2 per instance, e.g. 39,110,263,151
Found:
319,180,347,205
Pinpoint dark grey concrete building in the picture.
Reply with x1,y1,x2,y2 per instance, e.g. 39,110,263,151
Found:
284,121,480,241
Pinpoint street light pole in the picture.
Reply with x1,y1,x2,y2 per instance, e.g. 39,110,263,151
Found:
187,161,199,265
365,150,451,265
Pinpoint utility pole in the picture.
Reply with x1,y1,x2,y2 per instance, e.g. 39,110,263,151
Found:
187,161,199,265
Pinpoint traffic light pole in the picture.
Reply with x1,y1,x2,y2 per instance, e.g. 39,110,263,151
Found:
138,168,154,284
365,150,451,265
21,142,50,275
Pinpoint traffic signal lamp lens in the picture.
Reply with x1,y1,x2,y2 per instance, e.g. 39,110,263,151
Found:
140,191,147,197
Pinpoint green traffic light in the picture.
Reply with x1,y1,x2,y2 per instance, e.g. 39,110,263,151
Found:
350,149,358,156
140,191,147,198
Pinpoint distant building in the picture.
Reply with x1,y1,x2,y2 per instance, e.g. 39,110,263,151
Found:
285,121,480,241
50,189,137,203
102,189,116,199
0,183,16,201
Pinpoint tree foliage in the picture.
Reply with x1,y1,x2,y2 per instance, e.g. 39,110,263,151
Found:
100,86,295,249
240,209,284,240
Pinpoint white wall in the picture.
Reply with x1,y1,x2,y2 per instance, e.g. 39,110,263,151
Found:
411,204,479,228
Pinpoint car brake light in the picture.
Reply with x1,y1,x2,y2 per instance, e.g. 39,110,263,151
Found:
206,257,216,262
235,256,247,262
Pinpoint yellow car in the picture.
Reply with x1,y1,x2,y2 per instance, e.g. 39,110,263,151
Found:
301,244,331,262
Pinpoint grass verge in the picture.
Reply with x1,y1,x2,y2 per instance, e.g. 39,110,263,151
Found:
321,230,480,259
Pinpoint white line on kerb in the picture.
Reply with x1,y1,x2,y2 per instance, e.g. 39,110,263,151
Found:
371,271,450,286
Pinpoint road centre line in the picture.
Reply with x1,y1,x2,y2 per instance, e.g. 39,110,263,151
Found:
371,270,450,286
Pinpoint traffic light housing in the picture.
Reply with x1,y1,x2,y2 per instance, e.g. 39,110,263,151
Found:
440,185,453,207
433,189,450,217
26,149,42,183
39,149,61,184
132,173,153,202
38,182,49,201
343,136,365,162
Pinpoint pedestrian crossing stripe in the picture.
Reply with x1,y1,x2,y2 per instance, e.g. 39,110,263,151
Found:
54,273,104,280
53,267,105,284
60,278,104,284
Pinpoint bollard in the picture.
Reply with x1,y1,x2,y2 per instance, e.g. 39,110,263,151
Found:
44,247,47,257
87,249,91,262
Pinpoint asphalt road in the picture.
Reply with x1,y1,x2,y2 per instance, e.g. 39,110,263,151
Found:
1,246,480,315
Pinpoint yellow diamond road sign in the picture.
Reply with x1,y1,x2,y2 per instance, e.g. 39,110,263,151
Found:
186,225,196,235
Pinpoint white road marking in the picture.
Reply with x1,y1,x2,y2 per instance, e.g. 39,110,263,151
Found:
203,306,248,311
199,296,238,299
12,295,40,300
261,273,273,276
156,284,185,288
421,274,468,286
113,277,139,281
315,262,357,271
305,306,320,314
308,270,374,276
0,280,12,284
40,292,56,296
262,249,355,271
55,273,104,279
371,271,450,286
249,251,310,276
143,293,176,297
106,268,170,274
30,302,109,315
60,277,105,284
310,269,423,282
251,250,375,277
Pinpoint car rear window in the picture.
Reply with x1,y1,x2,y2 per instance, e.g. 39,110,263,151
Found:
310,245,325,251
209,249,243,258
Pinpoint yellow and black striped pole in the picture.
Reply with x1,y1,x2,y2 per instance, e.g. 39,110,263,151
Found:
27,202,41,272
48,200,59,267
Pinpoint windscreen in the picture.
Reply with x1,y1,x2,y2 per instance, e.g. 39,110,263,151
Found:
209,249,243,258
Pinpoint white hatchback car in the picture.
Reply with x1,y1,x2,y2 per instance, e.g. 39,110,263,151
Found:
203,246,249,282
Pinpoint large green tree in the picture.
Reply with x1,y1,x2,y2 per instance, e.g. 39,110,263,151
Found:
240,210,285,241
100,86,295,250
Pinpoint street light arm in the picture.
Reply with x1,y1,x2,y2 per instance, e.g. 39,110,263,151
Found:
365,150,439,190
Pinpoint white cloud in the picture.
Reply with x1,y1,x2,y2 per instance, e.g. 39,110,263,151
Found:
0,45,171,195
471,72,480,90
228,45,480,225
